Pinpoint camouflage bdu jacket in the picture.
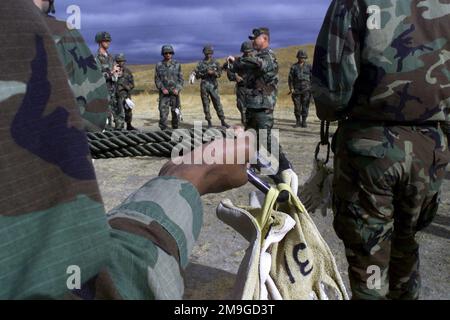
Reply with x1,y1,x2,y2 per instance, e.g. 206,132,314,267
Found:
194,59,222,85
0,0,202,300
117,67,135,98
95,50,117,100
44,16,109,132
155,60,184,93
312,0,450,127
226,59,250,88
289,63,312,94
231,48,279,110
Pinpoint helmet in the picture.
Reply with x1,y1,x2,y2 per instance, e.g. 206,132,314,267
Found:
161,45,175,55
115,53,126,63
95,32,112,43
297,49,308,59
240,41,254,53
203,45,214,54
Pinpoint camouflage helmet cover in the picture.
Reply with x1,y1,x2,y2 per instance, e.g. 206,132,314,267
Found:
203,44,214,54
297,49,308,59
161,44,175,55
95,31,112,43
240,41,254,53
115,53,126,62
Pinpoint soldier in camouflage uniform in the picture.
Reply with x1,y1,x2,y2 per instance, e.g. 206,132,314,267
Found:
0,0,253,299
36,0,109,132
312,0,450,300
95,31,120,130
155,45,184,130
192,45,229,128
225,41,254,125
227,28,295,178
115,54,136,131
289,50,312,128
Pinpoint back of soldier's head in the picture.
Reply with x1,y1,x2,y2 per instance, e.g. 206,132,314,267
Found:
240,41,254,54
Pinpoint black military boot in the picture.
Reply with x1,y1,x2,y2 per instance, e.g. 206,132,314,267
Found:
302,117,307,128
294,117,301,128
221,119,230,128
126,123,136,131
207,119,213,128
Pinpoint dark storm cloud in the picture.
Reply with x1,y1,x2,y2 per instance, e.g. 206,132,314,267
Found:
55,0,330,64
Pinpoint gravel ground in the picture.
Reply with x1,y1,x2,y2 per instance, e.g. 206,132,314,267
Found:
94,97,450,300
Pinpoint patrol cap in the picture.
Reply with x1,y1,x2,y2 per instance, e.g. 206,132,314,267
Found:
115,53,126,62
297,49,308,59
249,27,270,40
95,31,112,43
240,41,254,53
161,44,175,55
203,44,214,54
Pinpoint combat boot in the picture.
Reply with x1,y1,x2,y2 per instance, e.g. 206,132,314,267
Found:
221,119,230,128
127,123,136,131
302,118,308,128
207,120,213,128
294,117,301,128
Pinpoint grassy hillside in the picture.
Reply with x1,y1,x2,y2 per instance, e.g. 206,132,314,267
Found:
128,44,315,98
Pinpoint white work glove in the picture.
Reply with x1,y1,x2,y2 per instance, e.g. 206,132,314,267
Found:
280,169,299,195
298,160,334,216
125,98,135,110
189,72,196,85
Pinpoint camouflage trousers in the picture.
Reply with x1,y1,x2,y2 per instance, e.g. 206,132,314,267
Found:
125,107,133,126
201,81,225,121
115,92,130,130
245,108,291,173
245,108,274,151
236,85,246,124
332,122,450,300
292,91,311,121
105,91,116,131
158,93,181,130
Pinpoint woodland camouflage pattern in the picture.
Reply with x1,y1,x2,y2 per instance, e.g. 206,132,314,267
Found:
155,58,184,130
194,58,226,122
289,60,312,126
226,42,254,124
45,17,108,132
0,0,202,299
312,0,450,299
229,47,279,146
116,64,135,129
95,49,117,130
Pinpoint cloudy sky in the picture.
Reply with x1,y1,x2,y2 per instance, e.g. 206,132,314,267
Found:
54,0,331,64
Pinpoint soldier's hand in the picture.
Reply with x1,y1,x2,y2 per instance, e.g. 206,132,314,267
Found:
235,75,243,83
162,88,169,95
159,128,256,195
172,89,179,96
207,69,215,75
227,56,235,63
